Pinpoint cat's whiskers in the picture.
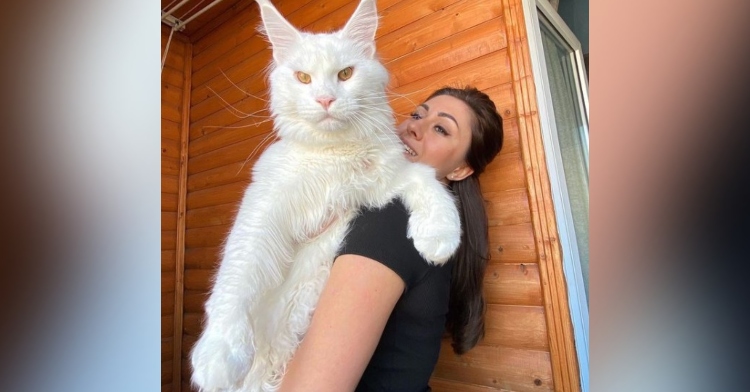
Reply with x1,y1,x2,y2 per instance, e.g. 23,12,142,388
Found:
220,69,271,104
238,130,280,175
202,116,275,131
349,112,397,152
207,86,272,121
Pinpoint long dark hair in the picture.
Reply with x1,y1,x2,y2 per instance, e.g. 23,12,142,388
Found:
426,86,504,354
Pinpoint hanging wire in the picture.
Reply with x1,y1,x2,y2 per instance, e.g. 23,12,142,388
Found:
162,26,176,74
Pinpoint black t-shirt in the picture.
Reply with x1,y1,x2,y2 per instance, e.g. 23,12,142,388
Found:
337,199,453,392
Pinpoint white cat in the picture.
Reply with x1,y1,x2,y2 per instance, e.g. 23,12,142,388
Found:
189,0,461,391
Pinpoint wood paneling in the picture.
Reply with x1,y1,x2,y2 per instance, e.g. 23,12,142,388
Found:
434,342,553,392
501,0,581,389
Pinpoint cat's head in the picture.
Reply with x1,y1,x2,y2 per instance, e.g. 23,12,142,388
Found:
256,0,392,145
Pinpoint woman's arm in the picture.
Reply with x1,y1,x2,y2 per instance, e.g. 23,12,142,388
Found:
279,254,405,392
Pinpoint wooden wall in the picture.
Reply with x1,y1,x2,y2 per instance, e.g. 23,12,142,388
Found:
166,0,581,391
162,26,191,392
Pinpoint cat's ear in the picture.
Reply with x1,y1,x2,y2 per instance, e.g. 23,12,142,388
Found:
256,0,301,63
341,0,379,58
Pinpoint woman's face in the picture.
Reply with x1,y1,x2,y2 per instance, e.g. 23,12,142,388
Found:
397,94,475,183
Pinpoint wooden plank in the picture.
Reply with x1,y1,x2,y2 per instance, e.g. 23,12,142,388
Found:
184,269,214,291
479,151,526,193
162,42,184,73
162,271,175,293
190,66,268,126
430,377,513,392
162,137,181,160
483,263,543,306
497,117,521,157
192,33,268,92
162,192,178,212
185,247,222,270
187,160,254,193
162,250,176,273
162,66,184,90
488,223,537,263
189,77,270,137
186,203,238,229
162,292,175,316
162,82,183,107
389,49,512,102
182,334,198,362
377,0,464,39
162,360,173,385
186,181,247,210
483,305,548,350
484,188,531,227
191,37,269,112
162,230,176,251
189,84,271,140
162,118,181,142
378,0,502,62
184,290,210,314
161,337,173,362
162,174,179,195
185,225,232,249
386,18,506,88
434,342,553,392
187,128,274,174
162,155,179,177
162,315,174,338
161,97,182,123
190,0,259,45
183,312,203,336
162,211,177,231
162,31,185,56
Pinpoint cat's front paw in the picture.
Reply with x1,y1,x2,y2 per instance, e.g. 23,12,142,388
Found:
408,211,461,265
190,324,255,391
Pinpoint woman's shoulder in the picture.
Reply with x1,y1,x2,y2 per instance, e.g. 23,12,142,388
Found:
340,198,434,288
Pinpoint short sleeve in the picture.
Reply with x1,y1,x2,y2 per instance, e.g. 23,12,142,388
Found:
337,199,429,289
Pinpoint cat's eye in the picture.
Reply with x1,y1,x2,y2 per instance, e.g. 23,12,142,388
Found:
296,71,311,84
338,67,353,81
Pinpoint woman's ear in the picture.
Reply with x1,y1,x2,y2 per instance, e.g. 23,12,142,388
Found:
446,164,474,182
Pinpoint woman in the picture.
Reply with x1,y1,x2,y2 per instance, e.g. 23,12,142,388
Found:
279,86,504,392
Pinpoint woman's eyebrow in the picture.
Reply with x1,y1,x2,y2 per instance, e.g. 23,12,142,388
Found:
419,103,459,129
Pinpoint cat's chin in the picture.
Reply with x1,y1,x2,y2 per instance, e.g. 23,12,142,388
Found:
315,116,347,132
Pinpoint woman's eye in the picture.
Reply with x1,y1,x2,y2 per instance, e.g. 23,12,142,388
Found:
435,126,448,135
410,112,420,120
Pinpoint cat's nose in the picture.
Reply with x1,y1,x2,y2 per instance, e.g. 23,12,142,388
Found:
316,96,335,110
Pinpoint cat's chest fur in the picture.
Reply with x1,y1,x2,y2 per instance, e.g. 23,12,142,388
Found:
260,139,401,201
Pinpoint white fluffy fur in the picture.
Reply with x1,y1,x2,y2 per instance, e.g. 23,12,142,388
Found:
190,1,461,391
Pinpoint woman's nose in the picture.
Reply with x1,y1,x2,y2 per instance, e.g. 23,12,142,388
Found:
407,120,423,140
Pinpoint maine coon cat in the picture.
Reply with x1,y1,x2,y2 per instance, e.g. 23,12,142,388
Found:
190,0,461,390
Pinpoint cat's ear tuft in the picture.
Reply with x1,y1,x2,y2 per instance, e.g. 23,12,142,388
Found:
341,0,379,58
256,0,301,63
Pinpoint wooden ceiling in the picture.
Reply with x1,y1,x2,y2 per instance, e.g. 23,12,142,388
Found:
161,0,247,41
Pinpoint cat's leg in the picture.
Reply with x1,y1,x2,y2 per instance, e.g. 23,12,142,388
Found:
398,163,462,265
190,189,296,391
245,213,352,392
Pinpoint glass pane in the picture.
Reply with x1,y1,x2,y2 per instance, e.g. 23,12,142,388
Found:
539,16,590,303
